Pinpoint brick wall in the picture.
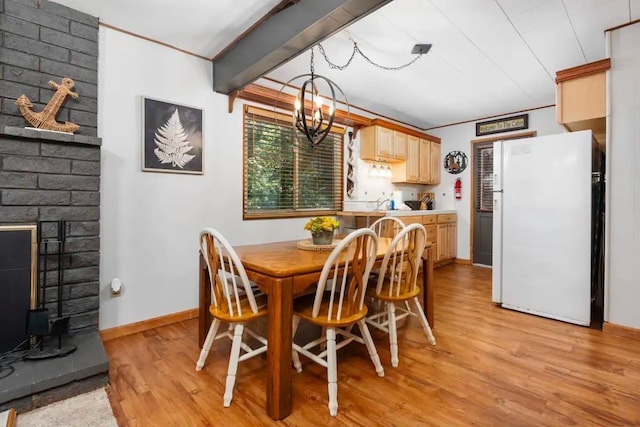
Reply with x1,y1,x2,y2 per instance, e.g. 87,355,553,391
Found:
0,0,98,136
1,127,101,333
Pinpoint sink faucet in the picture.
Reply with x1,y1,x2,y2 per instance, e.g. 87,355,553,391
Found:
375,197,390,210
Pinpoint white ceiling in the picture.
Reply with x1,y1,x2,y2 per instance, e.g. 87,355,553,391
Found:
53,0,640,129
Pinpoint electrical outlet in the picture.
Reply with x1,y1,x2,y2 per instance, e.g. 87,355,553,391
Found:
110,278,123,297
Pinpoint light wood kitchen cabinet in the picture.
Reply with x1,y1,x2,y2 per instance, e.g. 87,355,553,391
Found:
360,125,406,162
422,217,437,253
392,137,441,184
418,139,430,183
373,215,423,237
340,212,455,265
556,59,610,146
429,141,441,184
392,135,420,182
393,131,407,161
436,214,456,262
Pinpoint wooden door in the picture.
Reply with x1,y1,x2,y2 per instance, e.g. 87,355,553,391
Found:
437,224,448,261
393,131,407,160
377,126,394,157
419,139,430,183
447,224,457,259
406,135,420,182
430,141,441,184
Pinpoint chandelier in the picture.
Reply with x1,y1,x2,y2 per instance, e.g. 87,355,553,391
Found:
293,47,342,147
285,42,431,147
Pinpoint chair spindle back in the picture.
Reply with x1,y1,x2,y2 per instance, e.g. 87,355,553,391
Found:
374,223,426,298
370,216,406,239
200,228,259,318
312,228,378,321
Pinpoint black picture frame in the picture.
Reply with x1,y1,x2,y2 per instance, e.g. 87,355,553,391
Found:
142,97,203,174
475,113,528,137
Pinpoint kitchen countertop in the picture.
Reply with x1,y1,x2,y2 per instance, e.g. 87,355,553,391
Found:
336,209,456,217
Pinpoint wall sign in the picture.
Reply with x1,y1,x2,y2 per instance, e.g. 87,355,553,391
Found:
444,151,468,174
476,113,528,136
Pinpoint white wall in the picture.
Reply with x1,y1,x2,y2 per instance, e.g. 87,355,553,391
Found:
605,23,640,329
428,107,566,260
98,28,312,329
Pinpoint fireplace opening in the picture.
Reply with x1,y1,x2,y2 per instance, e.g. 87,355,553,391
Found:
0,225,37,354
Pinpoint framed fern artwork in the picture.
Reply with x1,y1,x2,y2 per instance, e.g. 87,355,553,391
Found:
142,97,203,174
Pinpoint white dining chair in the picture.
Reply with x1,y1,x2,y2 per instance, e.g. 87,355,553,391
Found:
365,223,436,367
290,227,384,416
196,228,268,407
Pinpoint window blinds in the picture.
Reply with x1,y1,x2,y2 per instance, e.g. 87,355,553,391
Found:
475,145,493,212
243,106,344,218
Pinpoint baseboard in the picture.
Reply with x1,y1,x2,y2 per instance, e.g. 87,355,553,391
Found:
603,322,640,341
453,258,472,265
100,308,198,342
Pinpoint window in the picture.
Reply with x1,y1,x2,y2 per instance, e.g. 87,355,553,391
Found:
475,145,493,212
243,106,343,219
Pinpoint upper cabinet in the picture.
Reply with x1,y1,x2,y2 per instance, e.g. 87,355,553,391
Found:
429,140,441,185
556,59,610,146
393,131,407,160
392,138,441,184
360,125,406,162
360,119,441,184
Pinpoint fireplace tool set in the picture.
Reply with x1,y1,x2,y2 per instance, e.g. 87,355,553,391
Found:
25,220,76,360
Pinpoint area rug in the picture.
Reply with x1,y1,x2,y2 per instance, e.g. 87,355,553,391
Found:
16,388,117,427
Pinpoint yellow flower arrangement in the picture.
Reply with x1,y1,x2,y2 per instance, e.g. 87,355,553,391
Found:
304,216,340,234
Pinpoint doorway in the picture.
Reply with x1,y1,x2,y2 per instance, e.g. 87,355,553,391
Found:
472,143,493,266
470,131,536,266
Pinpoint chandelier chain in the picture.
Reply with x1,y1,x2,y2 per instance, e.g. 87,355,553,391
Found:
317,42,423,71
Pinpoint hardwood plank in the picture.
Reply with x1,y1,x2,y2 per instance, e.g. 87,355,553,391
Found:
105,265,640,425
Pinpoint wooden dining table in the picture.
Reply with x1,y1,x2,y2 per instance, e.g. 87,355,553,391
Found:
198,238,434,420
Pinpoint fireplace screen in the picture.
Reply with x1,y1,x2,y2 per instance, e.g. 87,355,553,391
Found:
0,225,37,353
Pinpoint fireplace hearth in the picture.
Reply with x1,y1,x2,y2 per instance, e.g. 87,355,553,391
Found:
0,127,108,411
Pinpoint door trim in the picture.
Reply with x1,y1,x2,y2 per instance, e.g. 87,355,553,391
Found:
469,131,536,264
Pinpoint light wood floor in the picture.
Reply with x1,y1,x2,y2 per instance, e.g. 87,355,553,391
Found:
105,265,640,426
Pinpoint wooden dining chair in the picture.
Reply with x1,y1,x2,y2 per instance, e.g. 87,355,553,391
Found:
196,228,268,407
368,216,406,279
290,228,384,416
365,223,436,368
369,216,406,238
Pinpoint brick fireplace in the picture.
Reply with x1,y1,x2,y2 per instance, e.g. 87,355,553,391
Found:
0,0,108,411
0,127,108,411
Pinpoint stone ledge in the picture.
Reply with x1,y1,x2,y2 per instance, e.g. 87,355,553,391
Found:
1,126,101,147
0,332,109,407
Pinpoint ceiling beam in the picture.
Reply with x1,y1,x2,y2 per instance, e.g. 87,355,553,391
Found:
211,0,392,94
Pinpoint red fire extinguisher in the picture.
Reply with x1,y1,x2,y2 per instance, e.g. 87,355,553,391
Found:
455,178,462,200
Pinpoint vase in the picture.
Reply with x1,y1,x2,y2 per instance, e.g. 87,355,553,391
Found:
311,230,334,245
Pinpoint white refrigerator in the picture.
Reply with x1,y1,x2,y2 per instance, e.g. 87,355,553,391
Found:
491,130,592,326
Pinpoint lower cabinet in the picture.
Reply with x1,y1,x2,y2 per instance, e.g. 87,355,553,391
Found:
436,215,457,262
349,213,456,263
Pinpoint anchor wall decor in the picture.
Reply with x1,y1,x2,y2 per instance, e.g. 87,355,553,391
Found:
15,77,80,134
